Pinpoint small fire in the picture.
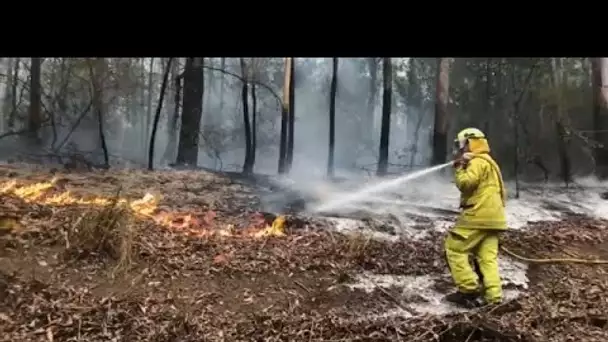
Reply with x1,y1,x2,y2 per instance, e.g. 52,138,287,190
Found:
0,178,287,239
254,215,286,237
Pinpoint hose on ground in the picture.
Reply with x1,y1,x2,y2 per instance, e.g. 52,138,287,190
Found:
500,246,608,264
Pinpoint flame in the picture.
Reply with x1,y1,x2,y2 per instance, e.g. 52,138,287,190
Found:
0,178,288,239
254,216,286,238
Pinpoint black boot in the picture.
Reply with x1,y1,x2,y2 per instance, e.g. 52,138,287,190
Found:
444,291,483,309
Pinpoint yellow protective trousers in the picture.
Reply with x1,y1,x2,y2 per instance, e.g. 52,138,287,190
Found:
444,227,502,303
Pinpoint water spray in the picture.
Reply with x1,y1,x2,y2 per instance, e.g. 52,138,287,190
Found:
311,161,454,213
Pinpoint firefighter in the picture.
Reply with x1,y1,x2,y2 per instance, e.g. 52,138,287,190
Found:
444,127,507,308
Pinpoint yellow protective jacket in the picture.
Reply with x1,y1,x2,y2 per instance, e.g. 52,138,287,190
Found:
454,141,507,230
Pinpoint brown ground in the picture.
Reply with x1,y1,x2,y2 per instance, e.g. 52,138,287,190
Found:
1,165,608,341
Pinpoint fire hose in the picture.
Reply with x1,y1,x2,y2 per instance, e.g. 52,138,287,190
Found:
499,245,608,264
430,206,608,265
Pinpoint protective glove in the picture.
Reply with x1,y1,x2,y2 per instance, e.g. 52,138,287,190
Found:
453,153,473,169
462,152,474,161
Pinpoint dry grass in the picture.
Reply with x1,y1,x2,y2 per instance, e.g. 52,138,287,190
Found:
66,189,134,276
346,231,372,262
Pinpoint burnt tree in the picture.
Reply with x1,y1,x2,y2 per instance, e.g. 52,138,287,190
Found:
592,57,608,178
240,58,254,174
483,58,492,135
365,58,378,150
376,57,392,176
176,57,204,166
327,57,338,177
219,57,226,114
278,57,292,174
8,58,19,130
144,57,155,150
163,62,182,163
28,57,42,145
551,57,572,185
2,58,13,130
285,58,296,173
88,58,109,167
251,81,258,170
432,58,451,165
407,58,424,168
148,58,173,170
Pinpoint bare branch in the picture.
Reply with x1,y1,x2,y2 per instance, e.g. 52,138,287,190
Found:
202,65,283,109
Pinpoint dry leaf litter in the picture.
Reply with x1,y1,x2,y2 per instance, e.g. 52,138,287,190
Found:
0,164,607,341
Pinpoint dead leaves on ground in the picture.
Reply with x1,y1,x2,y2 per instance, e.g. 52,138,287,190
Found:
2,165,608,340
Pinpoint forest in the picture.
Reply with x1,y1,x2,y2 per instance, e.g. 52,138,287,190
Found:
1,57,607,184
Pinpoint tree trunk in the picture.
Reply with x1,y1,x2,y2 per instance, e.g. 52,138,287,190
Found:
591,57,608,178
8,58,19,130
28,57,42,145
176,57,204,166
240,58,254,174
144,57,155,151
89,58,109,167
484,58,492,135
2,58,13,132
285,58,296,173
327,57,338,177
163,64,182,164
431,58,451,165
139,58,146,153
51,58,70,148
251,81,258,171
205,58,214,123
148,58,173,170
510,67,520,198
219,57,226,115
551,57,572,185
377,57,392,176
407,58,423,168
278,57,292,174
366,58,378,150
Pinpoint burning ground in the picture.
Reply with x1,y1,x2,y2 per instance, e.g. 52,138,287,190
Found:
1,164,608,341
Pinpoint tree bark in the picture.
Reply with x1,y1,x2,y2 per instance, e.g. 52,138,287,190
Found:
205,58,214,123
551,57,572,185
407,58,423,168
144,57,155,150
1,58,13,132
148,58,173,170
431,58,452,165
163,62,182,163
366,58,378,150
484,58,492,135
591,57,608,178
240,58,254,174
219,58,226,115
8,58,19,130
28,58,42,145
139,58,146,153
327,57,338,177
278,57,292,174
285,58,296,173
88,58,109,167
377,58,392,176
251,82,257,170
176,57,204,166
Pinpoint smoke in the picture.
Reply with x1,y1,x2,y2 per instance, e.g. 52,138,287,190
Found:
193,57,433,177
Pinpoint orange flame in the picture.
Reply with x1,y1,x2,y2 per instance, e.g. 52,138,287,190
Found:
0,178,287,238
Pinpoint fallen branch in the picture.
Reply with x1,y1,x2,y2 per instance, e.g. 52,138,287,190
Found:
52,100,93,151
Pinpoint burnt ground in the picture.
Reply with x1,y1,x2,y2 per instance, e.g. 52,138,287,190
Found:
0,165,608,341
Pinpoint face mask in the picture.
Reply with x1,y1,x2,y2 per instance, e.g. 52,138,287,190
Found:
453,139,468,154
